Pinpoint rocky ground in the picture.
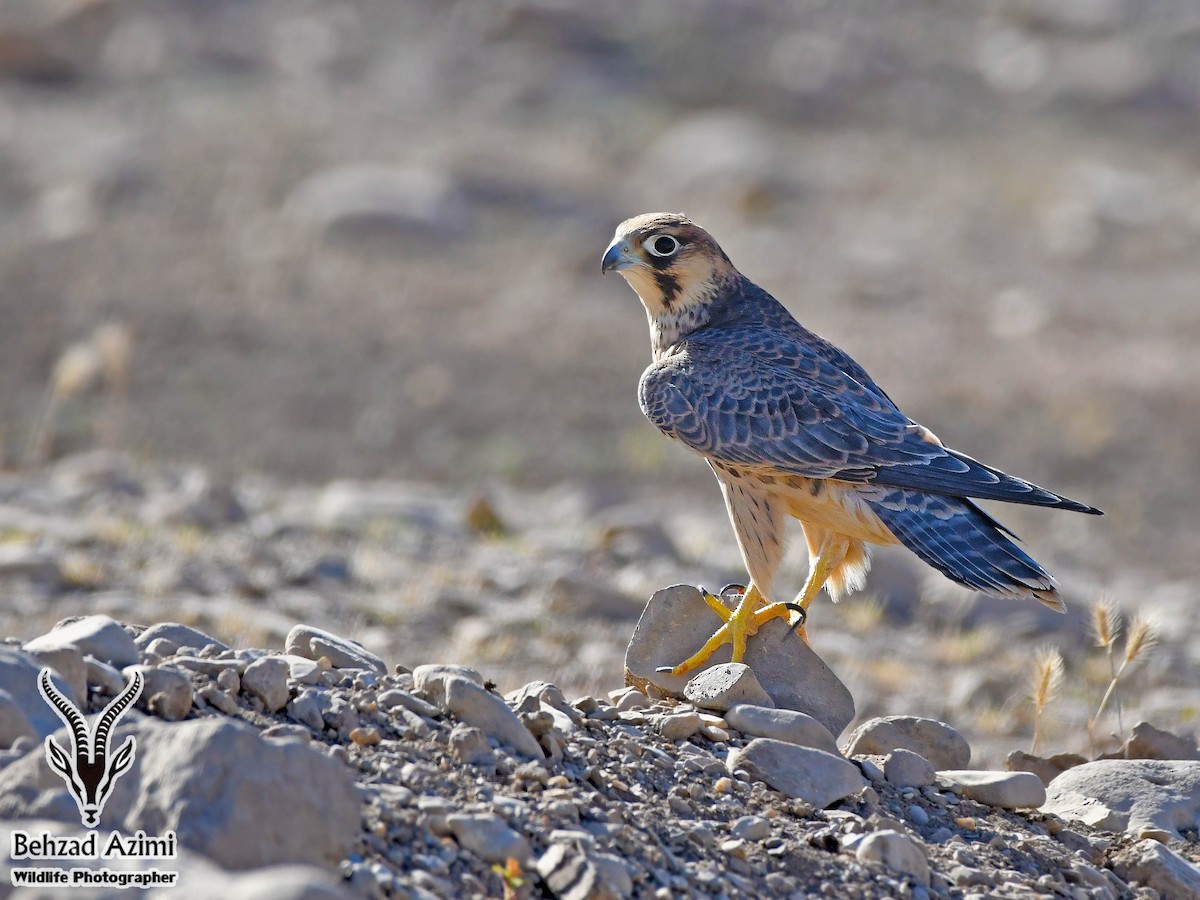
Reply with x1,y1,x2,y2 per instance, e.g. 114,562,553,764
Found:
0,455,1197,898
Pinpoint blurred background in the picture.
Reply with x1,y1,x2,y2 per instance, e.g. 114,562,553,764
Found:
0,0,1196,758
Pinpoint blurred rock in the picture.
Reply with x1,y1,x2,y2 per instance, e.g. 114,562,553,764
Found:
25,615,139,668
0,689,35,749
285,625,386,674
843,716,971,770
135,623,229,654
242,656,291,713
443,675,542,759
1121,721,1200,761
855,830,930,887
282,164,469,241
126,664,193,721
1109,839,1200,897
884,749,936,788
1005,750,1087,786
447,813,531,865
0,717,360,869
1042,759,1200,840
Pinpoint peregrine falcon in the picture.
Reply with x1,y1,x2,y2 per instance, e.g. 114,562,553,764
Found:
602,212,1101,676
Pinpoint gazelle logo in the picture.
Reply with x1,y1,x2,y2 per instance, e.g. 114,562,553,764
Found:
37,668,143,828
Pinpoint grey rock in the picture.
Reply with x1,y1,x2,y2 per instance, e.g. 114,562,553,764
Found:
125,664,193,721
25,615,139,668
1109,839,1200,897
443,676,542,759
683,663,773,712
505,681,582,726
242,657,292,713
24,641,86,707
1042,759,1200,840
449,724,496,769
378,688,440,719
412,664,484,707
725,704,839,755
885,749,936,788
939,770,1046,809
0,717,359,869
726,738,865,808
658,711,702,741
288,692,326,733
198,684,239,715
446,813,531,865
285,625,386,674
625,585,854,737
843,716,971,770
0,645,79,741
1122,721,1200,761
283,164,469,240
172,656,245,677
85,656,127,695
135,623,229,654
282,655,326,686
0,689,35,749
0,819,348,900
144,637,179,658
1005,750,1087,786
731,815,771,841
855,830,930,887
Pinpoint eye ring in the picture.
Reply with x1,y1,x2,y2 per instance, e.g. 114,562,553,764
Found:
643,234,680,258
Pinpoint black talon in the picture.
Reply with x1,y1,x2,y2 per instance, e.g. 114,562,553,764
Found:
720,583,747,600
655,666,675,674
782,603,808,638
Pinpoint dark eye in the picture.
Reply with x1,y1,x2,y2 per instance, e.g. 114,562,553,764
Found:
643,234,680,258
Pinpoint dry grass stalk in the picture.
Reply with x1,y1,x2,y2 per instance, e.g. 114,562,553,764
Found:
1089,610,1159,753
23,321,134,466
1030,645,1064,755
1091,597,1123,731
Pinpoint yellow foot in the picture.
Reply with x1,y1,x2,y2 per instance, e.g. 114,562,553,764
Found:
665,587,806,677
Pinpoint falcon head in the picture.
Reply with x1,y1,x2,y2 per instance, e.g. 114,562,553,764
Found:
601,213,735,317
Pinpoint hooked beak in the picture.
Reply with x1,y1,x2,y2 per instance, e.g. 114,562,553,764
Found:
601,240,637,274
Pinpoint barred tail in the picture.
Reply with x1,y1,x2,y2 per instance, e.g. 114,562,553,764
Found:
866,488,1064,611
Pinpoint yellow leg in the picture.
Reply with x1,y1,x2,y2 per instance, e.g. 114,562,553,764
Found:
671,584,765,676
790,538,848,642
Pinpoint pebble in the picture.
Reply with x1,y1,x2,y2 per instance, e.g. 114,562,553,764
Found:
241,656,292,713
907,804,930,826
285,625,387,674
724,704,839,754
449,723,496,768
1042,759,1200,840
197,684,239,715
287,692,326,732
885,749,937,788
730,815,770,841
442,675,542,759
658,712,702,741
683,663,774,712
726,738,865,808
855,830,931,887
843,716,971,769
446,813,531,865
25,615,140,668
1004,750,1087,786
938,770,1046,809
282,654,326,686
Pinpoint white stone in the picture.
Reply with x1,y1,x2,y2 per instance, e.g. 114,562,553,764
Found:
855,830,930,887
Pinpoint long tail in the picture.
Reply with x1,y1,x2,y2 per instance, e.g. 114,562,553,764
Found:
865,487,1064,610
